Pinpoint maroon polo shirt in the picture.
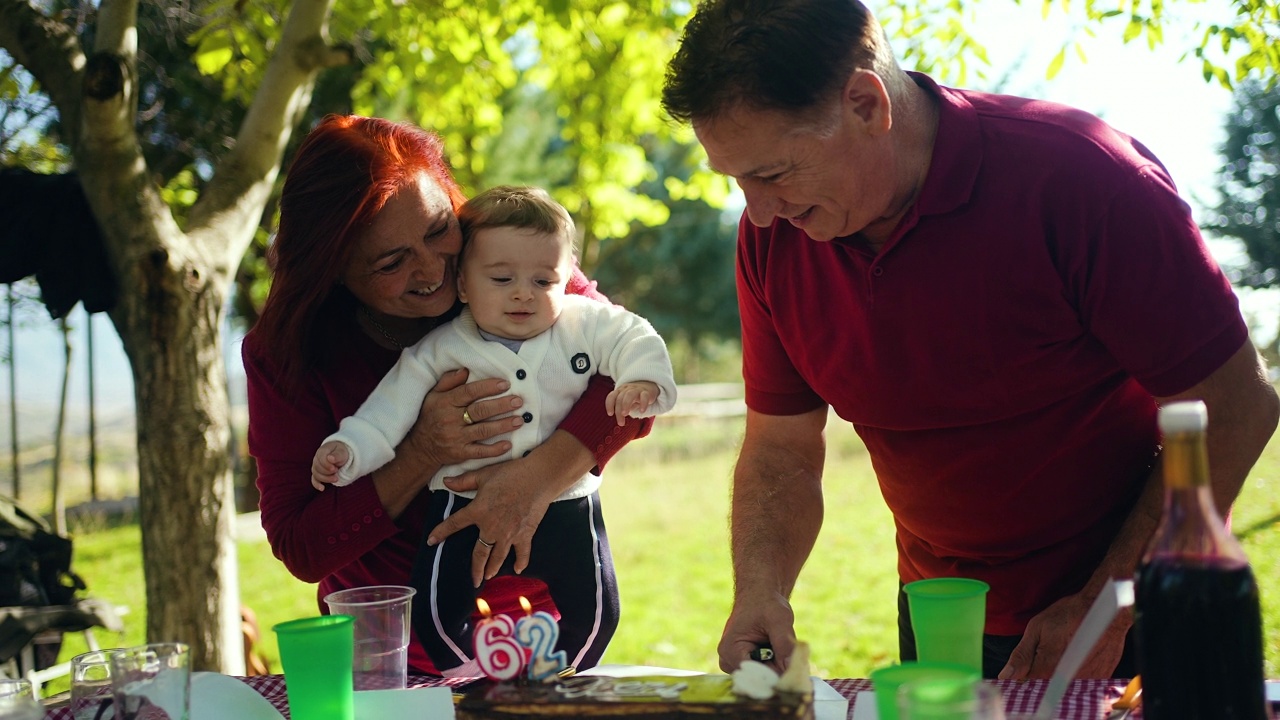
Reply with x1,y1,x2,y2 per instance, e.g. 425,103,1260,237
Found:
736,73,1247,634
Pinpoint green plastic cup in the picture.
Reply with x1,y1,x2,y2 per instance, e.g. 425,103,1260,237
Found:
898,677,1004,719
904,577,990,674
274,615,355,720
871,662,981,720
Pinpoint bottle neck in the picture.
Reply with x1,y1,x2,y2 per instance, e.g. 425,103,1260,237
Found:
1145,430,1247,567
1161,431,1210,489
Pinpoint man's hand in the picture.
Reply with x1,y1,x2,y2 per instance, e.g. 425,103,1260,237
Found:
998,591,1131,679
717,590,798,674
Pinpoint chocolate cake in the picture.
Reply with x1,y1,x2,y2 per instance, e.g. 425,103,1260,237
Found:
455,674,815,719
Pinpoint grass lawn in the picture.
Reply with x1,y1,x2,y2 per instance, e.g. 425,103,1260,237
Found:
43,411,1280,689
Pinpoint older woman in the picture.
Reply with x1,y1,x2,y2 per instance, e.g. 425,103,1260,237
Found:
243,115,650,675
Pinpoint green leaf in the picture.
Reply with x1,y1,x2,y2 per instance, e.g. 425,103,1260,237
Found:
193,33,234,76
1046,46,1067,79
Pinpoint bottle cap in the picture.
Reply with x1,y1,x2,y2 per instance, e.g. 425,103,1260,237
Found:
1158,400,1207,433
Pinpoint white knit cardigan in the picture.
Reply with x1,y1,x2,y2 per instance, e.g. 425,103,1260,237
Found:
326,295,677,499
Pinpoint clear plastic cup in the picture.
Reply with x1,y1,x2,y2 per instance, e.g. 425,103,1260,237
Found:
323,585,416,690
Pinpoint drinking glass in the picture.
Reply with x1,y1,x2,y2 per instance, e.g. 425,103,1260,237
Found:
0,678,44,720
110,643,191,720
71,649,124,720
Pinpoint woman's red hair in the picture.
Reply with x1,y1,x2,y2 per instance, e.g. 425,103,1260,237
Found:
252,115,467,389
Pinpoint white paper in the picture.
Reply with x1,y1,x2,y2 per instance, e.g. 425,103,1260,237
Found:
355,687,454,719
852,690,879,720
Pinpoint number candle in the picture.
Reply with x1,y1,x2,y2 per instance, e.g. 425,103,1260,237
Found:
515,596,568,682
474,598,524,681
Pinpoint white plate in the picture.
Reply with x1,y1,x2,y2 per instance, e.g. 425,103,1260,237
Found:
190,672,284,720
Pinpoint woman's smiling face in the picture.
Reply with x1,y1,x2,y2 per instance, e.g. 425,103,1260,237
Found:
342,173,463,321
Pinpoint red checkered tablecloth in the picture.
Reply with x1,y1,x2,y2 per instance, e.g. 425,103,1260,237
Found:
46,674,1139,719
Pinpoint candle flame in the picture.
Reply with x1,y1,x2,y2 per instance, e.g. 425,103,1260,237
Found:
519,596,533,614
476,597,492,618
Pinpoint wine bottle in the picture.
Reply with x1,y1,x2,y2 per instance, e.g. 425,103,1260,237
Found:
1133,400,1269,720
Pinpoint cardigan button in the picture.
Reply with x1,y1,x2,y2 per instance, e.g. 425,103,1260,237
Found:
522,412,533,423
516,369,527,380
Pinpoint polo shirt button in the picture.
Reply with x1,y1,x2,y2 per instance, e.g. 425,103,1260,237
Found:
327,537,336,545
522,412,533,423
872,266,884,277
516,369,527,380
340,533,349,541
373,509,383,518
351,523,361,532
363,515,373,524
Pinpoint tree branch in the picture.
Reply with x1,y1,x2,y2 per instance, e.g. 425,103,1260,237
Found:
0,0,86,142
189,0,348,271
81,0,138,150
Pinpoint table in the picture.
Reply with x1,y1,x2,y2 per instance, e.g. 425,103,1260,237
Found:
45,674,1140,719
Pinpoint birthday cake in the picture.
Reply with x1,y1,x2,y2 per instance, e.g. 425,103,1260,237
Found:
455,673,815,719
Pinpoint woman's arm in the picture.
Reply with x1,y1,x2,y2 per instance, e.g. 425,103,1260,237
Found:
245,335,516,582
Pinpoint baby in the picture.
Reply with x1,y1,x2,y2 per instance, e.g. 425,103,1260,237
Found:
311,185,677,676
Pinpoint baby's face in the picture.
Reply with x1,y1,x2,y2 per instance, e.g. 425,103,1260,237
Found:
458,226,573,340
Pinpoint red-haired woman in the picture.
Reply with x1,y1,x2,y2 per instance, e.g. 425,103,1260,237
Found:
242,115,650,675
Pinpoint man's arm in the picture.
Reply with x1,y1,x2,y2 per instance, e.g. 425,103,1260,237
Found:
717,406,829,673
999,339,1280,679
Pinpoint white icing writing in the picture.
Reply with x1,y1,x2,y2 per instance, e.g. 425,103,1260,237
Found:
554,676,690,700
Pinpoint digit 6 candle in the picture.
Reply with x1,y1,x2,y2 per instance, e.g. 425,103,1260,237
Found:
474,598,524,681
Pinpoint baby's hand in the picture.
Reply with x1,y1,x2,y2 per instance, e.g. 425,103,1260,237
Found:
605,381,661,426
311,441,351,491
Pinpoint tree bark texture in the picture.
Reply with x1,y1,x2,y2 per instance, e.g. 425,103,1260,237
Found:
2,0,346,671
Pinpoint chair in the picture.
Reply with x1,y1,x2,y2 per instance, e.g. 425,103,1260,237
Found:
0,598,126,698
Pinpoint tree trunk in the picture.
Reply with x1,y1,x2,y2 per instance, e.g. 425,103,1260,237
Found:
108,240,241,673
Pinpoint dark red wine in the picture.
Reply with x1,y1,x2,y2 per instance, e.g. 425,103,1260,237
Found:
1134,560,1268,720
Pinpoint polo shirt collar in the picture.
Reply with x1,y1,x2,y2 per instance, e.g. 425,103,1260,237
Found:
908,71,981,219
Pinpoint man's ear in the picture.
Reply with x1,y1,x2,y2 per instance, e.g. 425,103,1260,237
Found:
843,69,892,135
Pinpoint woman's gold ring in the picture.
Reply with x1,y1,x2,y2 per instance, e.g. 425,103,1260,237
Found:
478,537,495,548
462,408,474,425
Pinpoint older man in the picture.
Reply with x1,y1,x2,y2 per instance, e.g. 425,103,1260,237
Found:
661,0,1279,679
